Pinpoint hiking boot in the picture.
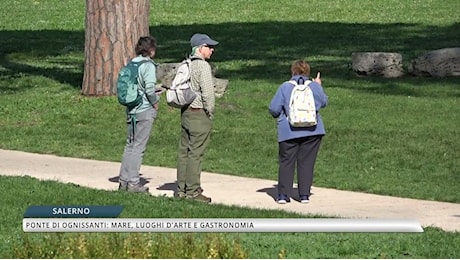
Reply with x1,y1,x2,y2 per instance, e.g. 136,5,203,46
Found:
118,181,128,191
187,193,211,203
299,195,310,204
126,183,149,193
277,194,290,204
174,191,186,199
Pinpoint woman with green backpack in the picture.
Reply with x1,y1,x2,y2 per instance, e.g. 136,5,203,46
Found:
118,36,161,193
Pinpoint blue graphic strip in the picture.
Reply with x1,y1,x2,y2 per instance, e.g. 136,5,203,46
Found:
23,206,124,218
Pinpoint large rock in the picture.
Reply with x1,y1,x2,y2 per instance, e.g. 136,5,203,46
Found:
408,48,460,77
351,52,404,78
156,62,229,97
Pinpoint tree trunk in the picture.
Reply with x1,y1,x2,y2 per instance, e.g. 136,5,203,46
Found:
82,0,150,96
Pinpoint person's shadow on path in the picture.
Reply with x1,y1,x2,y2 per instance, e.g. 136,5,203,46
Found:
157,181,178,196
257,185,278,202
108,174,151,186
257,185,304,202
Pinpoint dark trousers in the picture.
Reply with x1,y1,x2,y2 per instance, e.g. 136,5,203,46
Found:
278,135,323,197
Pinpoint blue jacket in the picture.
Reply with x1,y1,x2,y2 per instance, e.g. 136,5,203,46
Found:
269,75,328,142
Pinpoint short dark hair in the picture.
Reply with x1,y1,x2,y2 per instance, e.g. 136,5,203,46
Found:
135,36,157,56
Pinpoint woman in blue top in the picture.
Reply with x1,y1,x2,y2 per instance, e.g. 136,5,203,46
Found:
269,60,328,204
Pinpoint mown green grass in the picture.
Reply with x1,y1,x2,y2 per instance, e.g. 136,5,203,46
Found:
0,1,459,257
1,1,459,203
1,175,459,258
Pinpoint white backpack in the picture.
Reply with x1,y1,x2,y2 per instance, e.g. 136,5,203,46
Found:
287,79,317,127
166,58,198,108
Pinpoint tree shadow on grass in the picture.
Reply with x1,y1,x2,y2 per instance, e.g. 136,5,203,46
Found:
0,21,458,96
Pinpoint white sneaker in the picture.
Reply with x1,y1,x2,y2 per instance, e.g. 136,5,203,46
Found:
277,199,287,204
300,195,310,203
276,194,290,204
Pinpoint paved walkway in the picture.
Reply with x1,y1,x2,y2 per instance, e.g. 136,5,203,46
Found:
1,149,459,232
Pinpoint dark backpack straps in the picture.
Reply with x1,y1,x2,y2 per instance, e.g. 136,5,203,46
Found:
298,78,305,85
190,56,202,62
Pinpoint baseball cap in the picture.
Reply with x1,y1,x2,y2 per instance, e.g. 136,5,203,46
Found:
190,33,219,47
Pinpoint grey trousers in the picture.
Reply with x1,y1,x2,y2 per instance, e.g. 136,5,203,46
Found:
278,135,322,197
119,108,156,184
176,109,212,196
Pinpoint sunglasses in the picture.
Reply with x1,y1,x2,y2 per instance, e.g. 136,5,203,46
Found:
202,45,215,49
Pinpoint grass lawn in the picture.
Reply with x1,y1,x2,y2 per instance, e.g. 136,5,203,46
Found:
1,0,459,202
0,0,459,258
1,175,459,258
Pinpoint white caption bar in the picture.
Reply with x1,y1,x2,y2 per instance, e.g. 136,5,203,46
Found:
23,218,423,233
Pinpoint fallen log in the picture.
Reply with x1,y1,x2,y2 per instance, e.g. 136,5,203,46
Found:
351,52,404,78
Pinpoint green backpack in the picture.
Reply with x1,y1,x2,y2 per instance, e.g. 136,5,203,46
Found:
116,60,150,110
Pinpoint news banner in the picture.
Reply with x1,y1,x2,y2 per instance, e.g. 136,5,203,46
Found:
23,206,424,233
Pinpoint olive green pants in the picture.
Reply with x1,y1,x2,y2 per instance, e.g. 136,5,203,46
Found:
176,109,212,196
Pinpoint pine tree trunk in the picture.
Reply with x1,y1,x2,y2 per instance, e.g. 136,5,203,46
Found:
81,0,150,96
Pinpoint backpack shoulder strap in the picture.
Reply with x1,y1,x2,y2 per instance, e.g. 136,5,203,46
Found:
190,56,202,62
288,79,313,86
187,57,202,69
287,80,297,86
288,79,313,91
133,59,155,96
130,59,155,68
